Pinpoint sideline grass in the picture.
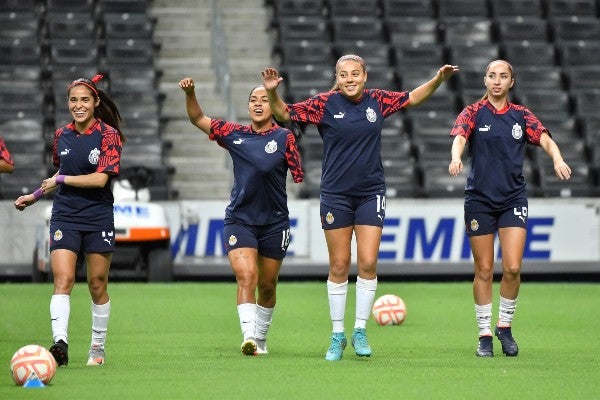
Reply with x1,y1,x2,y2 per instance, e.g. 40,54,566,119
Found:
1,281,599,399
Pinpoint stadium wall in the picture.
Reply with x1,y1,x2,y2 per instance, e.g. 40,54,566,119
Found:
1,198,599,278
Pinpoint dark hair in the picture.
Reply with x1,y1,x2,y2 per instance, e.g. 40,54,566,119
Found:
68,76,126,143
247,85,306,141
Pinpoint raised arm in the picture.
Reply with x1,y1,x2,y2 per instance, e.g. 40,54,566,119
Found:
261,68,290,122
408,65,460,107
179,77,211,135
539,132,571,180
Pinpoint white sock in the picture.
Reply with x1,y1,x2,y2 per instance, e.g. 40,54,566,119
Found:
355,276,377,329
50,294,70,344
255,305,274,341
91,300,111,349
475,303,493,337
327,280,348,333
237,303,256,341
498,296,518,327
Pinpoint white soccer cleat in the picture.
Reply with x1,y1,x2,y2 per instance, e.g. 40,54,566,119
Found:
86,344,105,366
240,338,257,356
255,339,268,355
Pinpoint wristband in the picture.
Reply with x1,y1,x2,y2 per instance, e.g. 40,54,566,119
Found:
56,175,66,184
33,188,44,200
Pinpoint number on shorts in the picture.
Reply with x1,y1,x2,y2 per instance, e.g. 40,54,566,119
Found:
376,194,386,213
281,228,291,250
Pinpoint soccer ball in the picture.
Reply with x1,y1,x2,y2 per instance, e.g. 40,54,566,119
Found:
372,294,407,326
10,344,57,386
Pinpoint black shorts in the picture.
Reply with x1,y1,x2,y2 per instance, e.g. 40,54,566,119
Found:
49,223,116,253
320,192,386,230
223,219,290,260
464,204,528,237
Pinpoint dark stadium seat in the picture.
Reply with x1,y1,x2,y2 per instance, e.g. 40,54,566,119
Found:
442,19,493,46
49,38,98,65
101,0,148,14
496,17,549,44
104,38,156,66
276,39,335,66
275,16,330,42
408,112,456,138
0,37,40,66
297,160,322,198
364,65,397,89
557,42,600,68
333,41,391,67
0,12,39,39
46,0,95,14
45,12,96,40
550,17,600,45
538,158,593,197
384,159,419,198
327,0,381,17
393,43,445,71
0,0,38,12
565,66,600,91
107,65,159,92
489,0,544,19
513,66,564,92
572,89,600,118
330,16,385,43
283,65,334,101
272,0,324,18
385,17,439,46
447,44,500,71
516,89,572,120
103,12,155,39
502,42,557,67
419,162,466,198
381,0,435,18
437,0,490,20
545,0,598,18
0,165,48,199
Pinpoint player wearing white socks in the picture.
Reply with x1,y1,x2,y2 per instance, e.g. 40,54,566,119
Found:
180,81,303,356
15,74,123,367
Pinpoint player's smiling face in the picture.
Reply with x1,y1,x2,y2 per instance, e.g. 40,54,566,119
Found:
68,85,99,129
335,60,367,101
484,61,514,100
248,86,272,124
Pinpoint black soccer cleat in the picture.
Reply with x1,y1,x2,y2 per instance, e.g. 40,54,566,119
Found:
495,326,519,356
49,339,69,366
476,335,494,357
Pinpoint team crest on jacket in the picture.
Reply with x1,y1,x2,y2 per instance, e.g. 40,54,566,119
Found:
265,140,277,154
53,229,63,241
228,235,237,246
470,219,479,232
325,212,334,225
511,123,523,140
89,147,100,164
366,107,377,122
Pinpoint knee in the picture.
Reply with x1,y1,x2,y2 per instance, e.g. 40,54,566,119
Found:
474,265,494,283
329,258,350,279
503,264,521,278
53,274,75,293
236,270,258,289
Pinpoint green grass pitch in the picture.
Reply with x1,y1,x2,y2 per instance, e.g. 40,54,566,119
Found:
1,281,599,399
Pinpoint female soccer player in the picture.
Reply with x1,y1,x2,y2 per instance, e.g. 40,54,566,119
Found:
0,136,15,173
262,55,458,361
179,78,304,356
448,60,571,357
15,74,124,366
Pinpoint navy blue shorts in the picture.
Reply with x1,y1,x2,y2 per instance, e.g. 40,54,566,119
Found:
223,219,290,260
464,204,528,237
320,192,386,230
49,223,116,253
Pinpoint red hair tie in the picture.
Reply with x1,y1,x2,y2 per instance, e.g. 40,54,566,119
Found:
91,74,104,84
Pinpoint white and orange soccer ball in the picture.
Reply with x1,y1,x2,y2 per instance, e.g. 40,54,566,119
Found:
372,294,407,326
10,344,57,386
